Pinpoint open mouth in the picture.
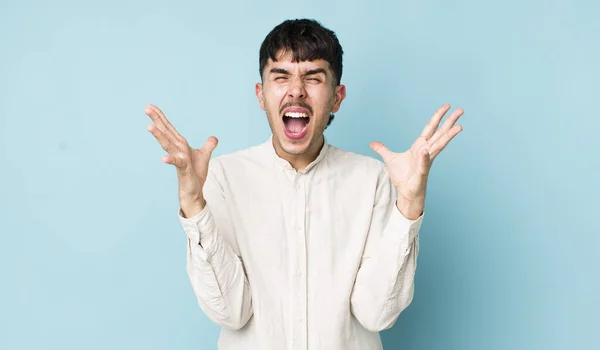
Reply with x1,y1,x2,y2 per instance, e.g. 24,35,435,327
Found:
283,111,310,140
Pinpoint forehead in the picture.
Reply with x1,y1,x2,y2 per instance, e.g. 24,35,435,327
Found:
266,50,331,73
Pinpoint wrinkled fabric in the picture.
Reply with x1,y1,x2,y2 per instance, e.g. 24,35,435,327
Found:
178,137,423,350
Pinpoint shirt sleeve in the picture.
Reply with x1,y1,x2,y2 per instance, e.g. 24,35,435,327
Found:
350,164,423,332
179,159,253,330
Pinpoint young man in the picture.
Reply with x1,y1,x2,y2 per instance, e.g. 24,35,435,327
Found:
145,19,463,350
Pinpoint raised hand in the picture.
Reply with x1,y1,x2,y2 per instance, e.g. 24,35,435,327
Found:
145,104,218,217
370,104,464,220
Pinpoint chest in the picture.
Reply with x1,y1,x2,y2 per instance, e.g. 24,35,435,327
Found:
222,169,378,276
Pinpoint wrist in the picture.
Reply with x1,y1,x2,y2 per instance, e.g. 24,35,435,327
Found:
179,195,205,219
395,196,424,220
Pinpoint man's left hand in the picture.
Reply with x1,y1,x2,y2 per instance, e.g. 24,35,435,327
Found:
370,104,464,220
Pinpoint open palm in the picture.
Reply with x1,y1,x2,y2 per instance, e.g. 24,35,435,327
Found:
370,104,464,218
145,104,218,203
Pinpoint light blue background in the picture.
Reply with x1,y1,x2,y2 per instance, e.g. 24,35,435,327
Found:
1,0,598,349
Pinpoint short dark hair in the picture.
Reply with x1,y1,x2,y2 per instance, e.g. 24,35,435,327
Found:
259,19,344,86
259,19,343,128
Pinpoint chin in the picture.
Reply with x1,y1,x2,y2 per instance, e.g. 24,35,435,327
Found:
277,130,314,155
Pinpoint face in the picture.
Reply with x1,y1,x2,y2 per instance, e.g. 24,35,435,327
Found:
255,51,346,162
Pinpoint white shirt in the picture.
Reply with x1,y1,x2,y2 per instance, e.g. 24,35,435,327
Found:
178,137,423,350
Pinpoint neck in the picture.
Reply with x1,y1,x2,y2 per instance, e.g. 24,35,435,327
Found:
273,135,324,171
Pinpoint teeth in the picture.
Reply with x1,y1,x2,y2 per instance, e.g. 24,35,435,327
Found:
284,112,308,118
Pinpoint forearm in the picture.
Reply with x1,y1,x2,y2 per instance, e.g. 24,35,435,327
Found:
350,235,419,332
181,205,253,330
350,206,422,332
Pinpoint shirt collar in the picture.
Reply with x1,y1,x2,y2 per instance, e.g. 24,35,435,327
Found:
262,135,330,174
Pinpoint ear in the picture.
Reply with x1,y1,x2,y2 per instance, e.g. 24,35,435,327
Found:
331,84,346,113
255,83,265,111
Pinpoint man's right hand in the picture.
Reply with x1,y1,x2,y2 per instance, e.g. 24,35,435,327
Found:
145,104,218,218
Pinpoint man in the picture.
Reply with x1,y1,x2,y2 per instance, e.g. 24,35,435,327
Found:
145,18,463,350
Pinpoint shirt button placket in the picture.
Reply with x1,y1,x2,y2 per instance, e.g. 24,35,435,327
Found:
295,175,307,350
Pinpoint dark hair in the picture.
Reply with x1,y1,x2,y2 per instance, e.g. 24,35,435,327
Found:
259,19,343,84
259,19,343,127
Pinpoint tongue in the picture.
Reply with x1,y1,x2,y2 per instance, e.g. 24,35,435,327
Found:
286,118,308,133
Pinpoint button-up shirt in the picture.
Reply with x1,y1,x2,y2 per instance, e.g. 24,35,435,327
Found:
178,137,423,350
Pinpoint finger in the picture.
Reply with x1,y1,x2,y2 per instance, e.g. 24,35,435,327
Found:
150,104,184,142
202,136,219,156
420,104,451,140
147,124,176,154
147,125,191,169
144,105,180,147
429,108,464,145
418,148,432,176
429,124,463,159
146,104,184,143
161,155,185,168
369,141,394,162
144,105,168,133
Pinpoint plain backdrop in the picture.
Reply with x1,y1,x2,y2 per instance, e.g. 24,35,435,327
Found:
1,0,598,349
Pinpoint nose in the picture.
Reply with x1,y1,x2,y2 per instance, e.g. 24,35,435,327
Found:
287,77,306,99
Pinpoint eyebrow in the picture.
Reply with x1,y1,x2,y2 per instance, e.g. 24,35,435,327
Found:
304,68,327,76
270,68,290,75
269,68,328,76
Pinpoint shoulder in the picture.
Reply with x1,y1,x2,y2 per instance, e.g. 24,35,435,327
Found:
207,142,269,176
325,144,387,177
323,144,393,200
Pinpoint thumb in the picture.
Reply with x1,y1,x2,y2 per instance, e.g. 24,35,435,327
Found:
418,147,432,176
370,141,393,161
203,136,219,156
